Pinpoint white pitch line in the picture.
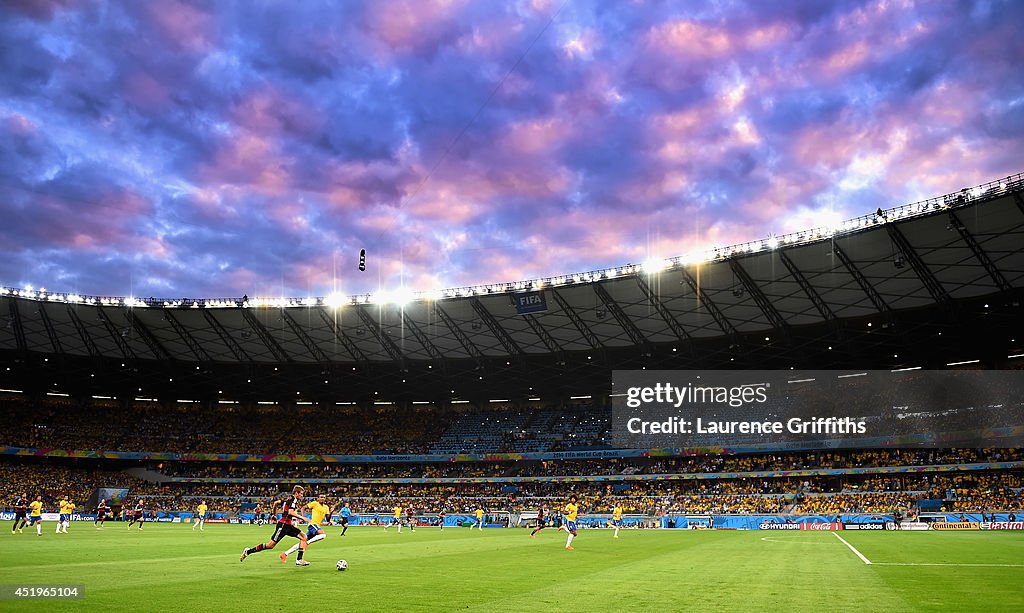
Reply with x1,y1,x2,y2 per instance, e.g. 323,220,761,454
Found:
760,536,831,544
873,563,1024,568
832,531,872,565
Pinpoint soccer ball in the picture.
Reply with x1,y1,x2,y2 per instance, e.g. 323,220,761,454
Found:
336,559,348,571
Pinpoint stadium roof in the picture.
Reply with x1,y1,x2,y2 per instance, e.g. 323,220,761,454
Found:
2,175,1023,404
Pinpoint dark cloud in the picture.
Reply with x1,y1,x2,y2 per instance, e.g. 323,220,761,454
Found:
0,15,59,96
1,0,77,22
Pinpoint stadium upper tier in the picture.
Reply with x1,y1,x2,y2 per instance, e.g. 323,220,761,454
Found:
1,173,1023,401
4,391,1024,457
0,397,610,455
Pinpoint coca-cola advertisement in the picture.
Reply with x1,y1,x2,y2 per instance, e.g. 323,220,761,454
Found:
800,522,843,530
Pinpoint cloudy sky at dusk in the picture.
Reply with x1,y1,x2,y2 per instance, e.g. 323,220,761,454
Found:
1,0,1022,299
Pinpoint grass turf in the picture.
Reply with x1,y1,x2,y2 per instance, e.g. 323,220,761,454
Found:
1,523,1023,612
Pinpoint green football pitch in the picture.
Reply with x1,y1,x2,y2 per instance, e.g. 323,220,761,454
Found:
2,524,1022,612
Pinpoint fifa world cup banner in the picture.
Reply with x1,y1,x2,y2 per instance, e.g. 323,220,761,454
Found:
97,488,129,505
613,370,1024,450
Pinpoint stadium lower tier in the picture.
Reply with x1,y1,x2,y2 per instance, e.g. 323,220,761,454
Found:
148,448,1024,479
2,456,1021,517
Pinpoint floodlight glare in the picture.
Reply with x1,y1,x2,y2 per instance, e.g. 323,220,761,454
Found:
641,258,668,274
392,288,415,306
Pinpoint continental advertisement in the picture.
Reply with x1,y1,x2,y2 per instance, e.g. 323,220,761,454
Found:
929,522,980,531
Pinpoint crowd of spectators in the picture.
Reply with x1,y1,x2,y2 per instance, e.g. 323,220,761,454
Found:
147,449,1024,483
3,459,1021,517
5,392,1024,460
157,461,513,480
1,400,593,457
792,493,917,514
0,461,165,511
0,397,458,455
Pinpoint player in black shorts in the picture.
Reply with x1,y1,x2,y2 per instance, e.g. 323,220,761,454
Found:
240,485,312,566
94,499,109,529
405,506,416,532
127,499,146,531
330,500,352,536
12,493,28,533
438,509,446,531
530,506,547,538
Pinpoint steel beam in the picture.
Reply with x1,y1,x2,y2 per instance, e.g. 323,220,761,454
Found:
593,283,650,351
355,306,405,364
634,274,694,345
280,309,329,362
549,289,603,351
679,268,739,343
202,310,252,362
886,224,951,305
470,297,524,358
434,303,485,365
832,242,893,317
315,308,369,365
163,310,212,362
240,309,292,363
95,305,137,361
948,210,1012,293
727,258,790,334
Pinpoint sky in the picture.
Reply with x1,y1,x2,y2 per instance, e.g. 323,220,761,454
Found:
1,0,1022,300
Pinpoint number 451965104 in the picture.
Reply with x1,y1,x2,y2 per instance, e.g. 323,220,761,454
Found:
2,584,84,600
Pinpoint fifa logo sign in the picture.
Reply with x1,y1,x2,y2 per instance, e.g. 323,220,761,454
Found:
512,291,547,314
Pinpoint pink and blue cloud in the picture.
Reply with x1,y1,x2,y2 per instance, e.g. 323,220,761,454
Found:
1,0,1022,298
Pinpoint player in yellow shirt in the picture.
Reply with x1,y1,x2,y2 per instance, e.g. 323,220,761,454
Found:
56,497,68,534
563,495,580,550
385,504,403,533
609,504,623,539
57,497,75,534
193,501,208,532
474,508,485,531
280,493,331,563
27,496,44,536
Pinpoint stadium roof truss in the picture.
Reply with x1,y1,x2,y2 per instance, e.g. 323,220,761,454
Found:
2,177,1023,403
